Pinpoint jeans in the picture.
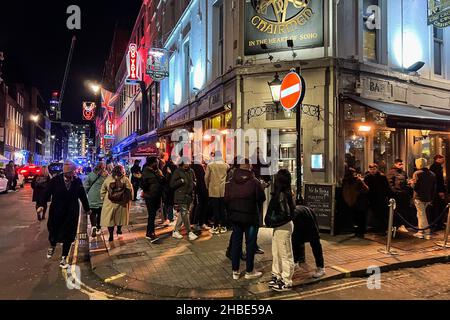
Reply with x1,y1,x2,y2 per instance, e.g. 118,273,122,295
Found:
231,223,258,273
90,207,102,229
163,204,174,222
414,199,431,235
174,204,192,234
145,197,161,235
272,222,295,286
210,197,226,228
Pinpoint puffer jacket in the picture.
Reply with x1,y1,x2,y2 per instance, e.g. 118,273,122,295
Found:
170,167,196,205
141,167,165,199
387,167,409,193
224,168,266,226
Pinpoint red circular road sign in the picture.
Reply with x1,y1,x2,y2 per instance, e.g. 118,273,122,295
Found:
280,72,306,111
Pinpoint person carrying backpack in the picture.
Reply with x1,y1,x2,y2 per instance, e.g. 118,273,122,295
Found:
100,165,133,242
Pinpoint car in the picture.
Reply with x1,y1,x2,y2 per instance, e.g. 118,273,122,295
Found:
48,162,63,177
0,171,8,193
19,165,42,182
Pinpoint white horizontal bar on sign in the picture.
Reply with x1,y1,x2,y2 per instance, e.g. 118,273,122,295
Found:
281,84,300,99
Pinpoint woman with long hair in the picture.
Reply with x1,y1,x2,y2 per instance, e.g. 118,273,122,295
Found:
266,169,296,292
84,161,109,237
31,166,51,221
100,165,133,242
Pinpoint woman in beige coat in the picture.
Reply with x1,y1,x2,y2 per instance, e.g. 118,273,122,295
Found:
101,165,134,242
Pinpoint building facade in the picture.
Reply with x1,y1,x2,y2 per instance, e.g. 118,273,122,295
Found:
106,0,450,233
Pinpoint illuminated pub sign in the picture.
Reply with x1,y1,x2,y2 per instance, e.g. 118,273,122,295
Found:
104,120,115,140
245,0,324,55
428,0,450,28
126,43,141,84
82,102,96,121
146,48,169,82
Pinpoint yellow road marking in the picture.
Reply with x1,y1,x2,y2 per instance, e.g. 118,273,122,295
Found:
330,265,351,273
104,273,126,283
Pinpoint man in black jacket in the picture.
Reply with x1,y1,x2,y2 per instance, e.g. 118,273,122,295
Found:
141,157,165,242
225,160,266,280
45,160,91,269
130,160,142,201
410,158,436,240
364,163,393,234
387,159,411,233
170,163,198,241
430,155,446,231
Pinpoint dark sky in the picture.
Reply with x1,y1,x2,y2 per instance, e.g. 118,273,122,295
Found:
0,0,141,123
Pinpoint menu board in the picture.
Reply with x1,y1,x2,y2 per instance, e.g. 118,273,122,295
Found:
304,184,333,230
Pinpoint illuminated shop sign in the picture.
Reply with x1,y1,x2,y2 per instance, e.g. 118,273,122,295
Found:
428,0,450,28
245,0,324,55
126,43,141,84
82,102,96,121
146,48,169,81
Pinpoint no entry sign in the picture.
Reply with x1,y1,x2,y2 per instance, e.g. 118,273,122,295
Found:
280,71,306,111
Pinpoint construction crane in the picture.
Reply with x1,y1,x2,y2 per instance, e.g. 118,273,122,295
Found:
57,35,77,118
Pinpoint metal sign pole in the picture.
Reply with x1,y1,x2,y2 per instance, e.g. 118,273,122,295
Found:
436,204,450,249
379,199,399,255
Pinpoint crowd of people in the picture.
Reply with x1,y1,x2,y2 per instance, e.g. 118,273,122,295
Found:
343,155,448,240
27,151,326,292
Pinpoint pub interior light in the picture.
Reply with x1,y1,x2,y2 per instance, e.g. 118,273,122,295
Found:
358,125,372,133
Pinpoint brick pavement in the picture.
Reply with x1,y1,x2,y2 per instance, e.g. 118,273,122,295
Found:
88,200,450,299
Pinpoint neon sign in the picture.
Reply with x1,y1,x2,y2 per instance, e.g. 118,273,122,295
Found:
126,43,141,84
82,102,96,121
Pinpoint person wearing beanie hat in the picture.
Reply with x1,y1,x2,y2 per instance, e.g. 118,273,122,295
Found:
409,158,436,240
44,160,91,269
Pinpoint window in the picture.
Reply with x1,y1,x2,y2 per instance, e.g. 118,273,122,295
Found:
183,39,190,101
169,53,176,107
213,1,224,76
434,27,444,76
363,0,379,62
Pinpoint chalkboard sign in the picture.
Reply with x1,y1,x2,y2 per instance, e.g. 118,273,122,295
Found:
304,184,333,230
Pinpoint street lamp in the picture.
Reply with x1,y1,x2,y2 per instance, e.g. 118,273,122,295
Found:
31,114,39,123
90,83,101,95
268,73,282,111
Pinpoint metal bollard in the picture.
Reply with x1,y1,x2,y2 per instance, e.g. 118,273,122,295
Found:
436,204,450,249
379,199,398,255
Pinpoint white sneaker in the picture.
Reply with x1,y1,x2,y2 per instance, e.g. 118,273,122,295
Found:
209,227,220,235
423,233,431,240
233,271,240,280
46,247,55,259
188,232,198,241
312,267,325,278
219,227,227,234
172,231,183,239
201,224,211,230
59,257,69,269
245,270,263,280
397,225,409,233
413,232,424,239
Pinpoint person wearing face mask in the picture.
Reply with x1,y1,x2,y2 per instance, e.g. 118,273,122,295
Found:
141,157,166,243
44,160,91,269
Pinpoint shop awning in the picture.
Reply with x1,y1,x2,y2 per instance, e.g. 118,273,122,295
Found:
347,95,450,131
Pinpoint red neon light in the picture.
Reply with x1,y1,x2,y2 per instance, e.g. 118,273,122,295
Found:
128,44,138,81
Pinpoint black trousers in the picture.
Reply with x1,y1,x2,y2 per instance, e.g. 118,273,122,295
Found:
145,197,161,235
431,196,447,229
90,207,102,229
210,197,226,227
353,208,367,235
132,181,140,201
193,195,208,226
50,240,72,257
292,237,324,268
